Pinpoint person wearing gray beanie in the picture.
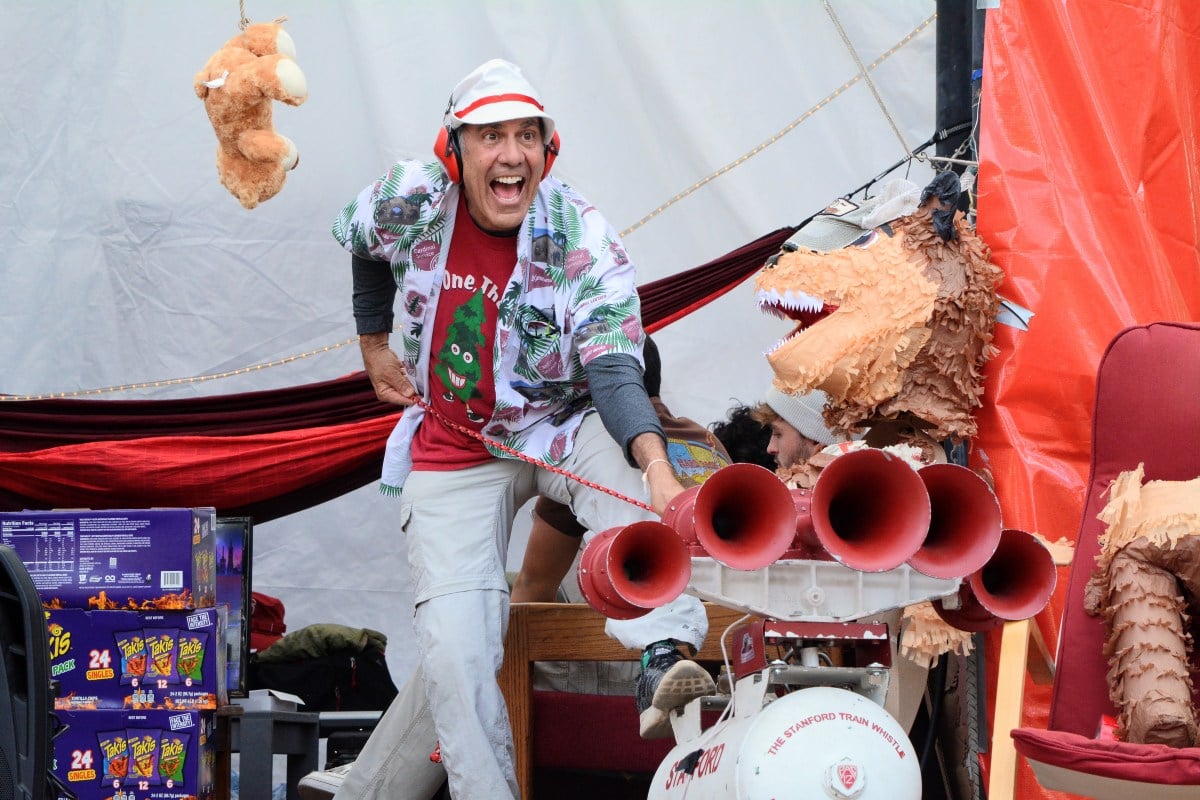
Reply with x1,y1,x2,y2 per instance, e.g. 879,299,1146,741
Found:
752,387,847,469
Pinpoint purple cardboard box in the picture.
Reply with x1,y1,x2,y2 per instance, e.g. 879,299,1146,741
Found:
49,607,227,711
52,709,214,800
0,508,216,609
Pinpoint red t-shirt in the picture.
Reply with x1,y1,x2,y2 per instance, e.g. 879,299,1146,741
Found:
412,196,518,470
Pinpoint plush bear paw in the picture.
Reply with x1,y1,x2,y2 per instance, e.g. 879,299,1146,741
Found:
280,136,299,171
277,59,307,104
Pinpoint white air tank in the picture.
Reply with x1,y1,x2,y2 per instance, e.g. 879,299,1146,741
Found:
648,686,921,799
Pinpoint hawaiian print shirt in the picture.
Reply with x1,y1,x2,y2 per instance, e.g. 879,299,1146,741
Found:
332,161,645,492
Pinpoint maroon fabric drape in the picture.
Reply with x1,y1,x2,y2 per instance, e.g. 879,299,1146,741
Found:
641,227,794,332
0,227,794,522
0,374,388,453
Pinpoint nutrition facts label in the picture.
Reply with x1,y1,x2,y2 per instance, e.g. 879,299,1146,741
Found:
1,516,77,573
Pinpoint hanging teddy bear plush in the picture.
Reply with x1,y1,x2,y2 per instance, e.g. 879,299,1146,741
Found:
193,21,308,209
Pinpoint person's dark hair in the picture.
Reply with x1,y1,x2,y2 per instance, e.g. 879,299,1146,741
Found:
642,335,662,397
710,402,774,470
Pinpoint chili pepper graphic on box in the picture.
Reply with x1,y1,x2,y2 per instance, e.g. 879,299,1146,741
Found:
0,508,216,610
48,607,227,711
52,708,215,800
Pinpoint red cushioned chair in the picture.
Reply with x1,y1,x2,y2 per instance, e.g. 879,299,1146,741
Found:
1010,321,1200,798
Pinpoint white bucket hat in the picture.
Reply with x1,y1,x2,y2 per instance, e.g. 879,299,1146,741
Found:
444,59,555,144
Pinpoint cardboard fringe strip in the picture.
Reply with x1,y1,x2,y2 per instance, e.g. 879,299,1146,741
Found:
1086,464,1200,747
899,600,974,668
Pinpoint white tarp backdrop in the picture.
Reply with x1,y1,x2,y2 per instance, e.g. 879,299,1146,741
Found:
1,1,939,680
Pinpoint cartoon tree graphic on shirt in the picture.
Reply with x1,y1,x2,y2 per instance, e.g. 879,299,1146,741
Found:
434,291,486,421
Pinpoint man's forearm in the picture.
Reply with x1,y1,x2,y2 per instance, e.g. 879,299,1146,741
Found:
359,331,390,357
629,430,670,471
630,430,683,515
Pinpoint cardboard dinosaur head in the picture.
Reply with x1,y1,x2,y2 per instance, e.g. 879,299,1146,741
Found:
754,173,1003,443
193,21,308,209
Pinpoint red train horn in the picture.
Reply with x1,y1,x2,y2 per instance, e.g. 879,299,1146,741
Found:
934,528,1057,631
661,463,797,570
787,487,826,558
810,448,931,572
908,464,1003,579
577,521,691,620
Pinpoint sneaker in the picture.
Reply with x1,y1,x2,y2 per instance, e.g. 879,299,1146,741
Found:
298,762,353,800
634,640,715,739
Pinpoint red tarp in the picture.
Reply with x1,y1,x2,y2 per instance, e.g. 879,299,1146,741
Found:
975,2,1200,797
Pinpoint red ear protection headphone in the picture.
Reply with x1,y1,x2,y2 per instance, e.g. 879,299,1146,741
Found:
433,125,560,184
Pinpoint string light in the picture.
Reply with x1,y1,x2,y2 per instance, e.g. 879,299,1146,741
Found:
1,337,359,402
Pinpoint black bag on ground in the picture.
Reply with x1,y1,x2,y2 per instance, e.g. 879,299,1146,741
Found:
247,623,399,712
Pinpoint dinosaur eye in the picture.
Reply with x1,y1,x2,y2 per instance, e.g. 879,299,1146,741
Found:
462,352,474,364
451,344,461,355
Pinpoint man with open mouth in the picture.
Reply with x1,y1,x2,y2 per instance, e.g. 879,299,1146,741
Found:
315,59,715,800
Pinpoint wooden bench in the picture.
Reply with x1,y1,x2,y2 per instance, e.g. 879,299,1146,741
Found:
499,601,749,799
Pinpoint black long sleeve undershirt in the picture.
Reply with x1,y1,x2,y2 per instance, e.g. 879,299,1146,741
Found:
352,254,395,335
584,353,665,466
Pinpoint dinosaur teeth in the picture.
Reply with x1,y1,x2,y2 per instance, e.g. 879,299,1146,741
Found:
755,289,825,315
756,289,826,331
763,335,788,357
759,306,790,321
781,290,825,313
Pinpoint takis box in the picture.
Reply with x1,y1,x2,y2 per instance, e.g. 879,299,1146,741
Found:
49,607,227,711
52,709,215,800
0,508,216,609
